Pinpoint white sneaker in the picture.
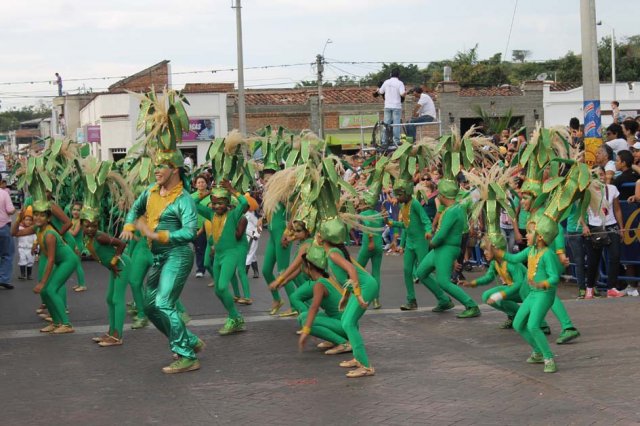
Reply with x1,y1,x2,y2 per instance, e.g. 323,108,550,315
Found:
627,287,639,297
195,272,204,278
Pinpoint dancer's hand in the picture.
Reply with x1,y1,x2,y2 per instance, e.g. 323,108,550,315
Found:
338,292,349,311
120,230,134,241
280,235,290,248
298,332,309,351
268,281,280,291
368,240,375,252
425,232,432,240
111,264,121,278
459,280,471,287
33,282,44,294
356,295,368,309
558,253,570,267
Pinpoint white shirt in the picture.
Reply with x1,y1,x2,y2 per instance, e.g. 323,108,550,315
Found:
245,212,260,240
417,93,436,118
606,138,628,155
378,77,405,109
587,184,619,226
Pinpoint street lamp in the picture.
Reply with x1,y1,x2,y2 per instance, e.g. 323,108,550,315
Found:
597,21,616,102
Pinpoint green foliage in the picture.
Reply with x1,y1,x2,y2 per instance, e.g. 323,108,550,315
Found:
0,103,52,132
359,62,429,87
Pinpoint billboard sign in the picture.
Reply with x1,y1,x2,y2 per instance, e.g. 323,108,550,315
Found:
339,114,379,129
182,118,216,141
87,125,101,143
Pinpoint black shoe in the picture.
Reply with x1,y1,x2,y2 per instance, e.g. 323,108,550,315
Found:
0,283,14,290
540,325,551,335
400,300,418,311
253,274,259,279
18,276,25,281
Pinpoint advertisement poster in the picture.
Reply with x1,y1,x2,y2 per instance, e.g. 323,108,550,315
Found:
86,125,101,143
182,119,216,141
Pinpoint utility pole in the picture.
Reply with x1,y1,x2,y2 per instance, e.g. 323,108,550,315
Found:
316,54,324,139
611,27,616,102
232,0,246,136
580,0,601,165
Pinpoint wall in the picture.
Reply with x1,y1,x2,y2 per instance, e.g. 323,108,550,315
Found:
437,81,543,136
543,82,640,128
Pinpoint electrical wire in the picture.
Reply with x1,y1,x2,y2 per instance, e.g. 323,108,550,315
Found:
503,0,519,62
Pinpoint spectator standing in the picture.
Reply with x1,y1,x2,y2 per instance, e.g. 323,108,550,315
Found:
16,207,36,280
611,101,621,124
613,150,639,200
0,184,16,289
55,73,63,96
406,87,435,142
377,68,406,146
583,168,626,299
566,202,587,298
183,154,194,172
622,120,639,148
605,123,628,154
245,210,261,278
595,144,616,184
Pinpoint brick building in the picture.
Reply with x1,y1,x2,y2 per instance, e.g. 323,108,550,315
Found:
437,80,544,136
227,86,441,148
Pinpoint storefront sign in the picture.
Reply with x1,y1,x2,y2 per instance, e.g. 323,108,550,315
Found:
183,119,216,141
87,125,101,143
339,114,379,129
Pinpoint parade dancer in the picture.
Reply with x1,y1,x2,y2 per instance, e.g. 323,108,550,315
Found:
196,180,251,335
66,202,88,292
121,89,203,374
13,173,79,334
415,179,480,318
320,218,378,378
298,242,352,355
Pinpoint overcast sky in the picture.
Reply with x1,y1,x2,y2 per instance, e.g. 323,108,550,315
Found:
0,0,636,109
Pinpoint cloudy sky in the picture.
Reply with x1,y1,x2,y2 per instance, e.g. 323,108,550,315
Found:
0,0,636,109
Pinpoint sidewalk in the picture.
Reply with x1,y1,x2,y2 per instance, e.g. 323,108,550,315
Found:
1,297,638,425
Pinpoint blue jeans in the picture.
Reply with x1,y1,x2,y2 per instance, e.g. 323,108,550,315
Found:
567,232,586,289
406,115,434,142
193,231,207,274
383,108,402,145
0,224,14,283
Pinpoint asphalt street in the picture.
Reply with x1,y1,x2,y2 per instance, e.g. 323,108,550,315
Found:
0,235,638,425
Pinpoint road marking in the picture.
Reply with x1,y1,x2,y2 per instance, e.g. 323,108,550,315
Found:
0,305,499,340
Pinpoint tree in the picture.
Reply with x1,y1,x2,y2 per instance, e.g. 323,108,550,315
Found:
333,75,359,87
0,103,52,132
294,80,332,88
360,63,429,87
511,50,531,63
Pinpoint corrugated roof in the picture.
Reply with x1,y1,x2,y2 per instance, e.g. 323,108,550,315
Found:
183,83,235,93
549,82,581,92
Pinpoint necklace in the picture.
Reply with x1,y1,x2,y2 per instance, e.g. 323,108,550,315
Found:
495,260,513,285
211,213,228,244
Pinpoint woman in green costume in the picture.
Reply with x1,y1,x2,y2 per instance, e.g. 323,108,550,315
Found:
356,193,384,310
66,202,88,292
13,178,79,334
298,242,352,356
320,218,378,378
82,214,130,346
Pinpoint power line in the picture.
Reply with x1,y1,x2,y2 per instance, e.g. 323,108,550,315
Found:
503,0,519,61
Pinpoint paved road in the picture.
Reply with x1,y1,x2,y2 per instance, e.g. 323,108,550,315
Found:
1,238,639,425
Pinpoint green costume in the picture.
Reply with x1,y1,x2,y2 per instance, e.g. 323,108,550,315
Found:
389,198,444,304
288,239,315,314
262,203,293,303
63,218,86,289
473,259,529,320
297,277,347,345
328,247,379,369
84,234,131,338
505,247,559,360
37,225,79,326
415,202,479,312
197,193,248,330
230,218,251,300
356,209,384,298
124,183,200,360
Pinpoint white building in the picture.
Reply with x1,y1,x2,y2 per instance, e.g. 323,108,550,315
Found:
78,85,229,164
544,82,640,128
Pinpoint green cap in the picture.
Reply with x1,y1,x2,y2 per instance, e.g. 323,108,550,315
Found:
305,242,327,271
393,178,414,196
211,186,231,201
319,217,347,245
437,179,459,199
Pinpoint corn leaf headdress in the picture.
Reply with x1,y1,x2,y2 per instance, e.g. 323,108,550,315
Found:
135,87,190,168
76,157,133,223
207,130,256,200
390,137,439,196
